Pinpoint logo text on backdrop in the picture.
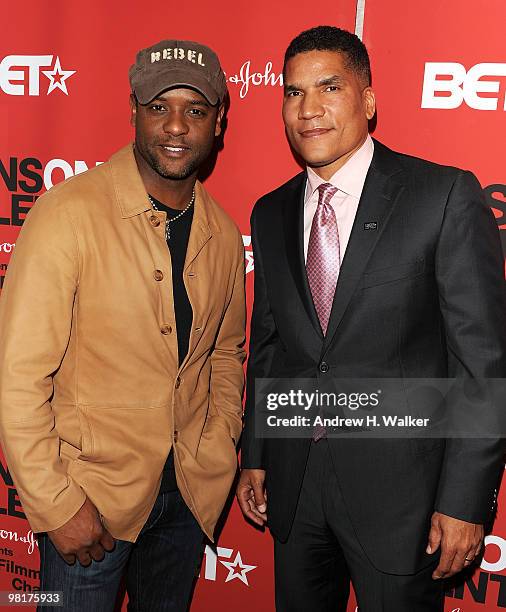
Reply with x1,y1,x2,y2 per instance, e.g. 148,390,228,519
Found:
0,56,75,96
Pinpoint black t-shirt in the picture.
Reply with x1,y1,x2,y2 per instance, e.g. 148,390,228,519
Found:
149,194,194,492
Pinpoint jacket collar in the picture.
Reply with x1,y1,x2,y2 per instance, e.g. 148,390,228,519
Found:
107,143,220,235
108,144,151,219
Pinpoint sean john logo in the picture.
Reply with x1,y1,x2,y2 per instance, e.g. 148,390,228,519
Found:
0,156,102,226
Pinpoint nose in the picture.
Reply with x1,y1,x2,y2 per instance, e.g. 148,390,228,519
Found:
298,92,324,121
162,110,189,137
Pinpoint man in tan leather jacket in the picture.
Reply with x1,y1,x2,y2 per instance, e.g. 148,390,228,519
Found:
0,39,245,611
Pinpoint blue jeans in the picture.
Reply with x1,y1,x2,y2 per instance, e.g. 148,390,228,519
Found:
38,489,204,612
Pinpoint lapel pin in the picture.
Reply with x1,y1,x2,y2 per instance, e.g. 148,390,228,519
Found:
364,222,378,231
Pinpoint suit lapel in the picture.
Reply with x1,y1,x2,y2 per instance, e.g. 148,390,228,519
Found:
323,141,405,352
283,173,323,339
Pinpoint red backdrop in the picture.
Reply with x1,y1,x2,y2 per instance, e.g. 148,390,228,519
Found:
0,0,505,610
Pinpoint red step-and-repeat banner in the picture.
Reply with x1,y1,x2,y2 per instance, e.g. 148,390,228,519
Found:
0,0,505,610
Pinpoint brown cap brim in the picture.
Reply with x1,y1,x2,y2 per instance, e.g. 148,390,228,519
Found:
134,68,220,106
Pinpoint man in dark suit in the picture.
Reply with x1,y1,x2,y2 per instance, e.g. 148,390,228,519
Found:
236,26,506,611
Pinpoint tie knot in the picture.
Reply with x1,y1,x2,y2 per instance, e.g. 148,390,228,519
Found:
317,183,338,207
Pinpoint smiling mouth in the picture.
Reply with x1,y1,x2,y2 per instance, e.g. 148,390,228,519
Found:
161,145,190,152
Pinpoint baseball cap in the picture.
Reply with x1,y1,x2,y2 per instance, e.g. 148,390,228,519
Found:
129,39,228,106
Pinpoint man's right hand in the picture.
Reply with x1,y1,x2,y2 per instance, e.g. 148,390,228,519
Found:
47,497,115,566
236,469,267,526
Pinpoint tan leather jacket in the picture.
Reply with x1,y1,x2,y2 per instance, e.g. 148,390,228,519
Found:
0,144,246,542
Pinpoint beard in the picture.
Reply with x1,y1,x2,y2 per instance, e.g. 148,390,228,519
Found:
149,150,199,180
139,141,213,181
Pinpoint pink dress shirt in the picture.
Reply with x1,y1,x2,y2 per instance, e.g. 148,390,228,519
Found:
304,135,374,267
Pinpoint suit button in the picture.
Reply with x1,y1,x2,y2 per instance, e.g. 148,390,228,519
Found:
160,324,172,335
175,376,181,389
153,269,164,281
319,362,329,373
173,430,179,443
150,215,160,227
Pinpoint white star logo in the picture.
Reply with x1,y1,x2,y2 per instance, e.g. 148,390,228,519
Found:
245,250,254,274
219,551,257,586
42,56,76,95
242,235,254,274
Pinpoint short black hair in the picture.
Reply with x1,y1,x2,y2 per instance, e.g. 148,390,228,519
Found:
283,25,371,87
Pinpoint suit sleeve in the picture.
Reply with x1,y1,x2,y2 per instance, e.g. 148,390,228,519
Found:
209,229,246,446
0,192,87,533
241,203,280,469
434,170,506,524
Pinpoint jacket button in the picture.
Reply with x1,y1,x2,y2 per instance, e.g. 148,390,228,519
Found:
153,269,164,281
150,215,161,227
160,324,172,335
173,430,179,443
175,376,181,389
319,362,329,373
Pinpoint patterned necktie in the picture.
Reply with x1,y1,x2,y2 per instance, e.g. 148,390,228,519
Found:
306,183,340,335
307,183,339,443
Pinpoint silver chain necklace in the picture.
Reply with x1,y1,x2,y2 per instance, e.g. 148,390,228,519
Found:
148,188,195,241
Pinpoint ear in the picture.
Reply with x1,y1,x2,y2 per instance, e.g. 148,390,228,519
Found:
363,87,376,121
130,93,138,127
214,103,225,137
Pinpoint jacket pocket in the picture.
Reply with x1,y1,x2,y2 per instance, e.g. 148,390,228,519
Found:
76,407,94,459
59,439,83,462
76,404,170,465
196,414,237,464
202,414,235,446
361,259,427,289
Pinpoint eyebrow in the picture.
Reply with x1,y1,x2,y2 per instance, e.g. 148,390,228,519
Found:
152,96,211,108
187,98,211,107
284,74,347,93
284,84,300,94
316,75,346,87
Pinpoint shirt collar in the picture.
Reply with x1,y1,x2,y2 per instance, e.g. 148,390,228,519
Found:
305,134,374,202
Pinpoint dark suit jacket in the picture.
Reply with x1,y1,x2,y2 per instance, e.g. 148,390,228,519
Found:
242,139,506,575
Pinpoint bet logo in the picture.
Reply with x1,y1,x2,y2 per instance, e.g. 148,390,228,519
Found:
0,55,75,96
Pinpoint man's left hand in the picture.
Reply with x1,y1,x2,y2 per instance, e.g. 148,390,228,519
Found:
426,511,483,579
